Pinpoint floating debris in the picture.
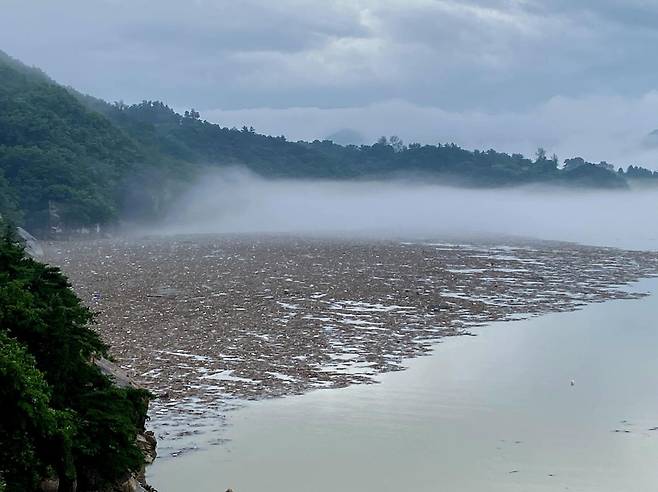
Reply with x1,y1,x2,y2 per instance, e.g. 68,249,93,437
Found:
44,234,658,453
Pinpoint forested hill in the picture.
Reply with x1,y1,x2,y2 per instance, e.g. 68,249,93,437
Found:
1,50,657,234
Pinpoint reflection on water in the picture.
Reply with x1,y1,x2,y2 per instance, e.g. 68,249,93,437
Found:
149,278,658,492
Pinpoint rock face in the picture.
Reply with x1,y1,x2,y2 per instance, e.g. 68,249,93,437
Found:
16,226,44,257
133,431,158,489
136,432,157,466
95,356,136,389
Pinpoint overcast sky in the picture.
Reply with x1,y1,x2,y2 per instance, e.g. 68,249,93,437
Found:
3,0,658,168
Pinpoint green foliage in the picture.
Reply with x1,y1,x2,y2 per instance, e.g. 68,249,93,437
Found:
0,330,73,492
0,236,151,490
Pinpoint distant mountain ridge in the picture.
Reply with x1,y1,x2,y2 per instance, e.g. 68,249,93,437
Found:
0,49,656,234
324,128,365,146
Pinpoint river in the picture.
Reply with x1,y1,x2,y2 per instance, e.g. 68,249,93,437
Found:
148,275,658,491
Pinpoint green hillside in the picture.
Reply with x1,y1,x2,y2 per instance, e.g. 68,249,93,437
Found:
0,51,142,230
0,50,655,235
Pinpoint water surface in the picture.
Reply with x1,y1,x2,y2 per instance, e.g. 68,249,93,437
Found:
149,278,658,491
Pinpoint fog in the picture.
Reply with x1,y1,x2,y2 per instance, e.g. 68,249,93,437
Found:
157,168,658,251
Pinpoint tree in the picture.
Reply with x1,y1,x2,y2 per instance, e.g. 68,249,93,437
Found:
0,235,151,490
389,135,404,152
184,108,200,120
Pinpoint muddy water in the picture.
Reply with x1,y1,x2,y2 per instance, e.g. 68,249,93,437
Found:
148,277,658,491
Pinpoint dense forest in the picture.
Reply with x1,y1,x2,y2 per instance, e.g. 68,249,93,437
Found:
1,49,657,235
0,224,151,491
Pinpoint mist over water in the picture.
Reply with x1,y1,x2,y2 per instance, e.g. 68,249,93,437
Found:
158,168,658,250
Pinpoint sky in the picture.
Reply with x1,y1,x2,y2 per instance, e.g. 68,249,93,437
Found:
2,0,658,168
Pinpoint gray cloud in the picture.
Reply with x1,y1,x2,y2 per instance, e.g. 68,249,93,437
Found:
3,0,657,108
1,0,657,166
536,0,658,31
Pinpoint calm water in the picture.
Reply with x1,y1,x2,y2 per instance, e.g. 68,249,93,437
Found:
149,278,658,491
